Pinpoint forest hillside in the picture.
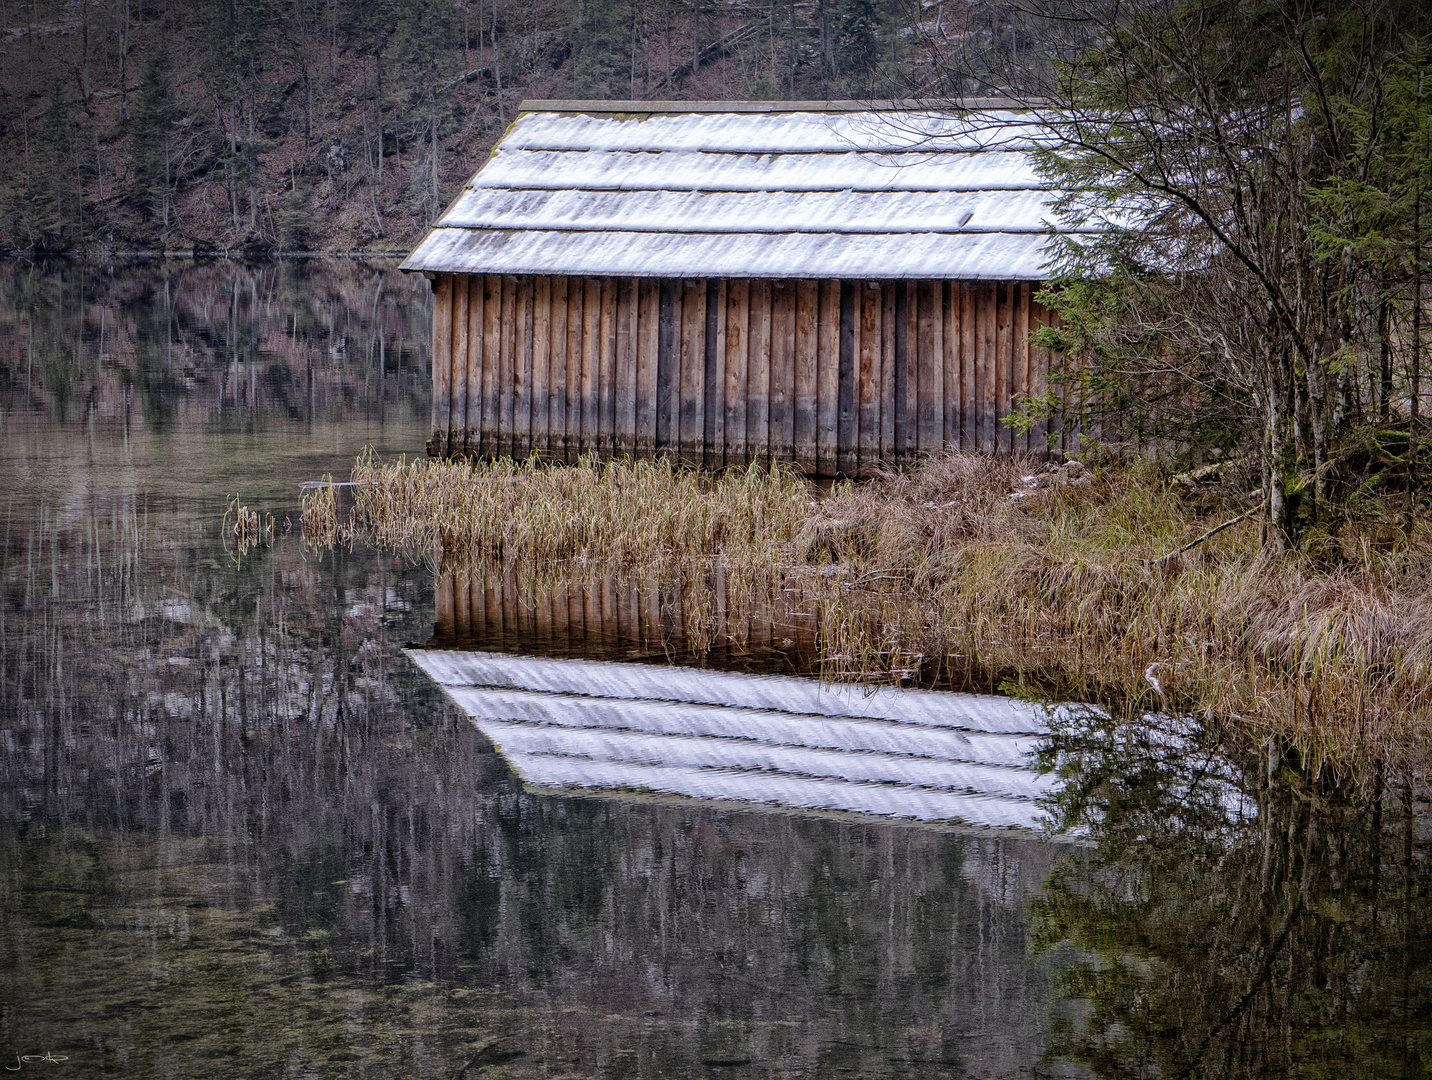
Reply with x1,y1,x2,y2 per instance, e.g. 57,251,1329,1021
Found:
0,0,1013,253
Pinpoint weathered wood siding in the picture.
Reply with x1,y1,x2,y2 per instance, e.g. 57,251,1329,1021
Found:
429,273,1070,473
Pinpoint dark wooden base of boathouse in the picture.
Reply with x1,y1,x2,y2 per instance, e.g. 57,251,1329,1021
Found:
428,273,1071,475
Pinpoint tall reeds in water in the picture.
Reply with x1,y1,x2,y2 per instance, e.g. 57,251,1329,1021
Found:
307,449,1432,768
345,449,811,569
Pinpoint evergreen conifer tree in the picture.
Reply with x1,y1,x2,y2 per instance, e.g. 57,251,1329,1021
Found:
16,84,83,251
128,50,177,231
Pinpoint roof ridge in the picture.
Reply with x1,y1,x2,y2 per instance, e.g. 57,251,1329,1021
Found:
517,98,1039,114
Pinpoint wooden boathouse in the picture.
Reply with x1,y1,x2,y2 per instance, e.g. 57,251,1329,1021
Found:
401,100,1084,475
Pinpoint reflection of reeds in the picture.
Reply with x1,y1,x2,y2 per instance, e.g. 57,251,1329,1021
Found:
329,448,1432,767
224,494,273,562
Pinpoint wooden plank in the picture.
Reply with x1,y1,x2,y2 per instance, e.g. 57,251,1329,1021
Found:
943,281,958,450
705,279,725,469
770,280,796,466
581,276,601,454
431,274,452,455
906,284,919,457
549,583,568,651
747,279,773,465
515,276,534,459
465,276,483,456
836,281,857,474
638,574,658,649
621,570,640,649
508,569,529,639
858,281,881,471
454,568,471,638
881,282,895,459
680,278,706,464
482,275,502,457
499,275,517,459
517,573,535,638
531,276,551,457
475,575,492,644
1015,281,1031,454
599,276,618,457
997,280,1013,455
794,280,819,473
450,275,468,456
435,571,454,638
534,581,552,652
561,581,578,638
817,280,840,475
916,280,941,454
980,281,997,454
484,576,502,638
893,282,909,462
960,282,976,451
616,277,638,457
636,279,659,455
549,277,568,461
724,279,750,467
565,277,584,462
656,280,677,452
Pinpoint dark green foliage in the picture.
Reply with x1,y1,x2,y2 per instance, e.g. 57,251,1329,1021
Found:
569,0,640,97
8,84,84,252
128,50,177,227
1017,0,1432,548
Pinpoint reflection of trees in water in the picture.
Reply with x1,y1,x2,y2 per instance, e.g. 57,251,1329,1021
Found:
1035,711,1432,1079
0,260,430,428
2,447,1063,1077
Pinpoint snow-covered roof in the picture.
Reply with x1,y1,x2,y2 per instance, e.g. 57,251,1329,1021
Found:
401,100,1086,280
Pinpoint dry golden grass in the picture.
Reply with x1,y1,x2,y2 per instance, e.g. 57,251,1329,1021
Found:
312,449,1432,768
344,449,811,569
299,475,347,554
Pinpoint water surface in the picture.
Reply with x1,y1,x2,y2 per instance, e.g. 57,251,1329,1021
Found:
0,259,1065,1079
3,259,1430,1080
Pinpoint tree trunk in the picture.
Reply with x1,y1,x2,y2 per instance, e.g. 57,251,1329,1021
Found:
80,0,90,108
1379,291,1392,425
430,95,440,224
1413,186,1422,470
118,0,129,122
1266,351,1304,551
492,0,505,126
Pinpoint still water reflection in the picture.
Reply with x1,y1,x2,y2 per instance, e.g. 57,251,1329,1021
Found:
2,259,1430,1080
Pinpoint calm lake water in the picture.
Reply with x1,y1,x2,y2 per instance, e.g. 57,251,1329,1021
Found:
2,259,1431,1080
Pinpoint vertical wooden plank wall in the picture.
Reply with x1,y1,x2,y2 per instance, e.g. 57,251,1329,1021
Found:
429,273,1067,472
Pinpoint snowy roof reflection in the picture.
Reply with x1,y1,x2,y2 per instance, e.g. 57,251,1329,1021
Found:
406,649,1055,831
401,100,1088,280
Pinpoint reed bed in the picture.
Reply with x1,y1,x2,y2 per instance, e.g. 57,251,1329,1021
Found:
299,476,348,553
312,449,1432,767
345,449,811,570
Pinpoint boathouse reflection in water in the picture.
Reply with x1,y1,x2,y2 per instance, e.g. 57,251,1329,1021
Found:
4,258,1431,1078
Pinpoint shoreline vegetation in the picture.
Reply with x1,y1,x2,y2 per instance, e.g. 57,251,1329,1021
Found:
303,449,1432,770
